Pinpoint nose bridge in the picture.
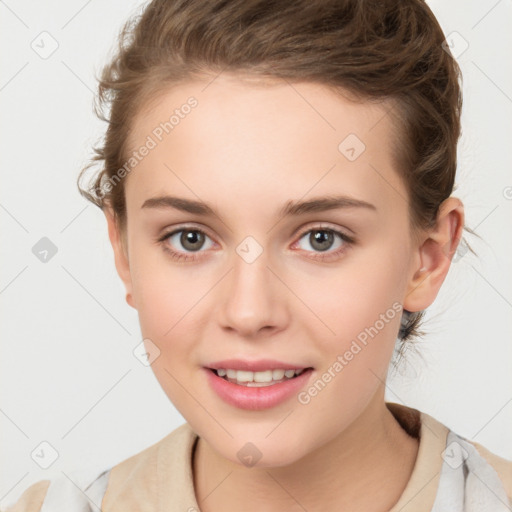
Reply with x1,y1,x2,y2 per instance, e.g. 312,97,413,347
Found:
219,234,284,335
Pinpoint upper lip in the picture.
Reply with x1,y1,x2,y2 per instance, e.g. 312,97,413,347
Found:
206,359,313,372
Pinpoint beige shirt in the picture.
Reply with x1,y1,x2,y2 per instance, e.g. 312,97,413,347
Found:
6,402,512,511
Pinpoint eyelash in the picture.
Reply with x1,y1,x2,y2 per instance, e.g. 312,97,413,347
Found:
157,225,355,263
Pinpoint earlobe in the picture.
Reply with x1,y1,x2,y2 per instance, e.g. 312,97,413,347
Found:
103,207,136,309
404,197,465,312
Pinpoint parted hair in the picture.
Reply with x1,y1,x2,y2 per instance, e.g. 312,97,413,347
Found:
77,0,467,356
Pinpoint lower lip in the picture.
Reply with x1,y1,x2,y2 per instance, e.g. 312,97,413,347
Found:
204,367,314,411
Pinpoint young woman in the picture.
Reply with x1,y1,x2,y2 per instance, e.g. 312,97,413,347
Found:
6,0,511,511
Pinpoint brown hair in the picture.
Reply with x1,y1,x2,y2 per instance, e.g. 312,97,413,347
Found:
77,0,469,358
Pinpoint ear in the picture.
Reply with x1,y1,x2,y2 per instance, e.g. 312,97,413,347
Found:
404,197,465,312
104,207,136,309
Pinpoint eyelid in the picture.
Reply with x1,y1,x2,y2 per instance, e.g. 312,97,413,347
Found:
158,222,355,260
159,221,353,244
291,221,355,244
158,223,216,244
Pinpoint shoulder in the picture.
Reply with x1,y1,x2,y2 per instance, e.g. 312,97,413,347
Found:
417,408,512,499
435,427,512,510
392,404,512,511
3,423,197,512
2,480,50,512
101,422,198,509
468,439,512,502
2,468,110,512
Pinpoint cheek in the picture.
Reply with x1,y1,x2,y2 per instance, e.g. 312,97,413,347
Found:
290,261,404,438
128,246,202,351
290,244,408,390
130,254,208,411
296,245,407,335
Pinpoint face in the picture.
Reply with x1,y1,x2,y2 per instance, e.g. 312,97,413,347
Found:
109,73,427,467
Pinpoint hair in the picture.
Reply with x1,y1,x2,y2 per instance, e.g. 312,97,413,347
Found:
77,0,473,362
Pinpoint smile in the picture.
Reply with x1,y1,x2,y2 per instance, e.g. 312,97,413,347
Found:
204,365,314,410
211,368,308,387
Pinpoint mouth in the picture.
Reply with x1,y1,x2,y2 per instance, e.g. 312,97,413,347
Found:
207,367,314,387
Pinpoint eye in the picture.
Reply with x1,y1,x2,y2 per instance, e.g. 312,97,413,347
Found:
293,226,354,261
158,227,215,261
158,225,354,263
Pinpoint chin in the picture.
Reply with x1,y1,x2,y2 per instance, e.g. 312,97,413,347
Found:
216,435,310,469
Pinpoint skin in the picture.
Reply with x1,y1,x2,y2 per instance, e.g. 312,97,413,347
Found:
104,73,464,511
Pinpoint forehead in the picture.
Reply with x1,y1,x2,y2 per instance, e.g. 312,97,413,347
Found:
124,73,407,219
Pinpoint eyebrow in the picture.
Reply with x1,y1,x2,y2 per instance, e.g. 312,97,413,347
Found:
141,195,377,217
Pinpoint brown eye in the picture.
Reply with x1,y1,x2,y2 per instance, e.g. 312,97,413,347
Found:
180,230,206,251
160,228,214,255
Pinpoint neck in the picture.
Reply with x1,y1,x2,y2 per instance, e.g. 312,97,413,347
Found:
193,390,419,512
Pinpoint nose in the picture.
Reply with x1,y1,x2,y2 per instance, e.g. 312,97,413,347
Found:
217,246,288,338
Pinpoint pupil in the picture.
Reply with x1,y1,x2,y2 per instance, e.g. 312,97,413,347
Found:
182,230,204,251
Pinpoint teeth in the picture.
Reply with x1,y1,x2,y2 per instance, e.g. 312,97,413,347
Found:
214,368,306,385
272,369,285,380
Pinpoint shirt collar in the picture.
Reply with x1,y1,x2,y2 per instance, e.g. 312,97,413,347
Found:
103,402,449,512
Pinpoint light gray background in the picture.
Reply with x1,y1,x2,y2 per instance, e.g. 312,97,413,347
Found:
1,0,511,507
